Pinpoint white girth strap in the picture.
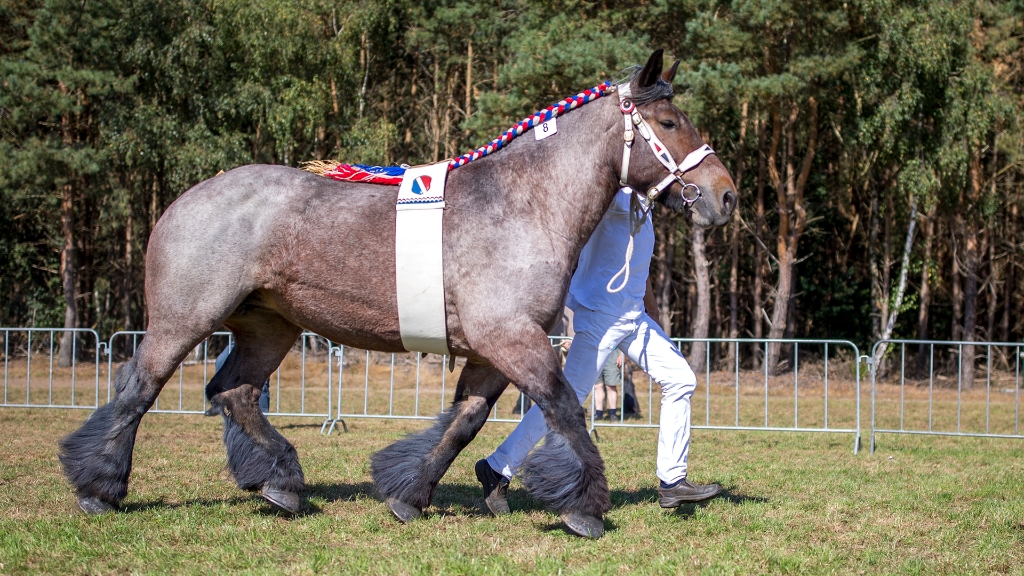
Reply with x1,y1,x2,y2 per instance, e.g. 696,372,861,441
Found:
395,162,451,356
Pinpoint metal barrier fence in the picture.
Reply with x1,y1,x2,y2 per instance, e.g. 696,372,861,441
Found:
107,331,334,432
869,339,1024,452
323,339,561,434
8,327,1024,454
589,338,863,454
0,328,103,410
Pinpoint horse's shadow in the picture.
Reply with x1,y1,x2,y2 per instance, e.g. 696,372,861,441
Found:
122,482,766,524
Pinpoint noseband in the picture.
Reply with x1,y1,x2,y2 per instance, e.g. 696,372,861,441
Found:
615,84,716,206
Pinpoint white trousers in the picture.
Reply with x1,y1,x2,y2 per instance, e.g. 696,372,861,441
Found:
486,306,697,484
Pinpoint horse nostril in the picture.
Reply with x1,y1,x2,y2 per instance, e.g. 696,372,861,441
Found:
722,190,736,213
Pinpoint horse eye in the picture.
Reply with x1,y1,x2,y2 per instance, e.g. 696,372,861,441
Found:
659,120,676,129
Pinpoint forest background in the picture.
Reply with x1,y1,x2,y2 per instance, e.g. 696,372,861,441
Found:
1,0,1022,379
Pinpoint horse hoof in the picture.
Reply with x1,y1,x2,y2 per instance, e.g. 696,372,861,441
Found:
561,512,604,539
78,496,114,515
386,498,422,523
261,487,300,515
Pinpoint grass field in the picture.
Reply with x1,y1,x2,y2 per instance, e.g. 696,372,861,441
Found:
1,407,1022,575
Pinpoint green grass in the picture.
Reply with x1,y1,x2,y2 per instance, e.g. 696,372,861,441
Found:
1,408,1022,575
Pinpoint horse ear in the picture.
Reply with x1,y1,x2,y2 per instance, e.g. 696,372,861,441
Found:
662,60,680,84
636,49,665,89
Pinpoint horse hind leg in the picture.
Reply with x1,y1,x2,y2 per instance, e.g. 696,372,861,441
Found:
370,362,508,521
59,331,202,513
207,307,304,514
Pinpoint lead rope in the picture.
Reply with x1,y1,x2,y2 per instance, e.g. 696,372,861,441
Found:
606,190,650,293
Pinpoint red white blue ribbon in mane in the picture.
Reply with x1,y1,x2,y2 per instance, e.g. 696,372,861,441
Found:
311,81,614,184
447,81,613,169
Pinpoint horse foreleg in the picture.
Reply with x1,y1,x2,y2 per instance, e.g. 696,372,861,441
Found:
211,384,305,514
370,362,508,521
483,329,611,538
518,379,610,537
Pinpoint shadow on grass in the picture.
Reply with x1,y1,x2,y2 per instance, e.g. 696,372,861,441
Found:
274,422,327,431
121,494,256,513
119,482,767,523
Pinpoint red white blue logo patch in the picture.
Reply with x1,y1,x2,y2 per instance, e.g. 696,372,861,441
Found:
411,175,432,195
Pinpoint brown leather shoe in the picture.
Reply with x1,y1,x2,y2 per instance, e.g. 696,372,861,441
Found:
658,478,722,508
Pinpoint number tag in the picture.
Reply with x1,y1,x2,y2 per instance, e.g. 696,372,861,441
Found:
534,116,557,140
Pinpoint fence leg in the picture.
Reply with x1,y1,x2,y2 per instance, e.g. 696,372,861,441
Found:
326,418,348,435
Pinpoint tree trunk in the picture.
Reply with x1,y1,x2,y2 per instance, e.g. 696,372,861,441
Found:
726,101,747,365
689,227,710,372
951,215,963,341
58,89,77,367
124,207,134,332
1002,173,1017,343
916,206,936,372
986,223,998,342
766,98,817,375
961,149,983,389
58,180,77,367
873,195,918,369
358,30,369,119
868,189,881,339
431,57,441,162
403,54,418,164
464,39,473,137
753,112,767,368
962,226,979,389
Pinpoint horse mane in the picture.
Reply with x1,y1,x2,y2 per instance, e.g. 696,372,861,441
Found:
616,65,675,106
306,81,614,183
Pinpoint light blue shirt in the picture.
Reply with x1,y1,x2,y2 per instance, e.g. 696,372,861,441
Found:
568,188,655,319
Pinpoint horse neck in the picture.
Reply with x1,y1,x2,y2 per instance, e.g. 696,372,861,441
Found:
462,96,623,259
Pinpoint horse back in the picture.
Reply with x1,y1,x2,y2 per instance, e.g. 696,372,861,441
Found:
147,164,406,351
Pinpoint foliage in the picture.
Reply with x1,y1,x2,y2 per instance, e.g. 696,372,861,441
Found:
1,0,1022,355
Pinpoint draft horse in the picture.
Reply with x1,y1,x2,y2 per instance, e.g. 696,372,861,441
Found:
58,51,736,537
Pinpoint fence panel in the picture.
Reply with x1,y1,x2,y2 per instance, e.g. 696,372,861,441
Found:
588,338,863,454
107,331,333,430
324,341,549,434
869,339,1024,452
0,328,102,410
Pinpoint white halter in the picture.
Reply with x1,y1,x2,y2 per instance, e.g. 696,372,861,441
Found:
616,84,716,204
605,83,717,294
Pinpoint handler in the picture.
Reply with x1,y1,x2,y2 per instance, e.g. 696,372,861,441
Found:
475,187,721,514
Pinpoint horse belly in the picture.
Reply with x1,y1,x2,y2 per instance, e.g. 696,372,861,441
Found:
270,197,406,352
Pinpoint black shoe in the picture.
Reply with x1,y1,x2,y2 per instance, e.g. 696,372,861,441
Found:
657,478,722,508
475,459,510,516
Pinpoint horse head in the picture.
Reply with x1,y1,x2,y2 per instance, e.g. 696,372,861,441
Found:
618,50,737,228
